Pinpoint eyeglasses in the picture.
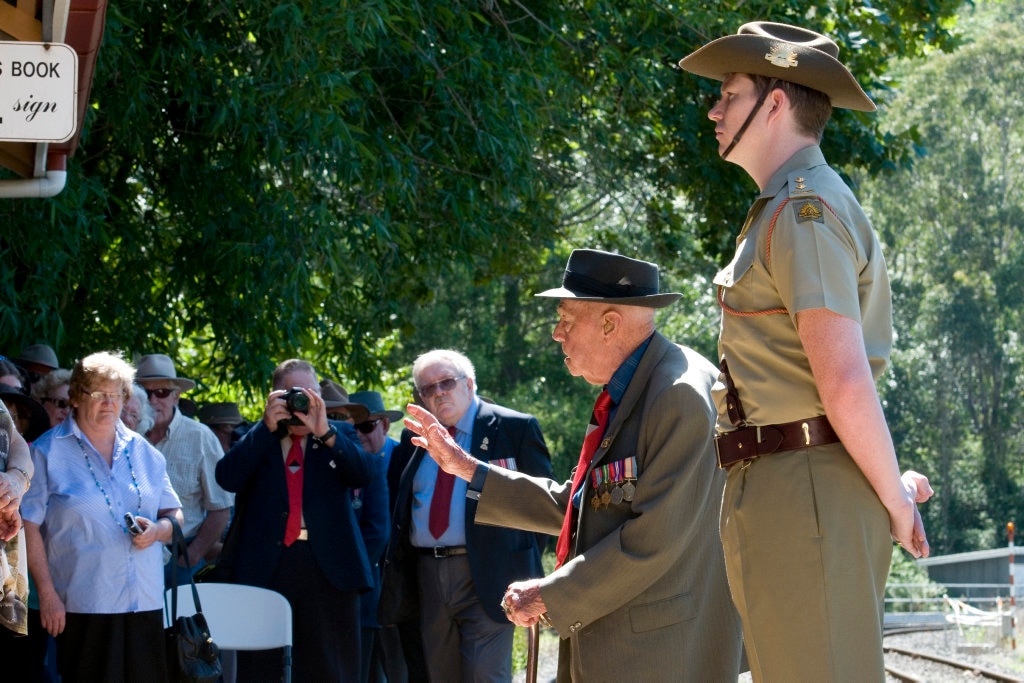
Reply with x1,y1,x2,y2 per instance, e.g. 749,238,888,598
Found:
42,397,70,409
417,376,466,399
145,387,176,400
83,390,124,403
354,419,381,434
327,412,351,422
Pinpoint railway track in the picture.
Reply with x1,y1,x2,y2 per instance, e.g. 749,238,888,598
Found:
883,626,1024,682
885,644,1024,682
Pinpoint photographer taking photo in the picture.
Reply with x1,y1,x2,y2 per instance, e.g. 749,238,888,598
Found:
215,359,385,681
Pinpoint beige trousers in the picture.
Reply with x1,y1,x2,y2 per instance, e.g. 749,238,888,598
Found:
721,443,892,682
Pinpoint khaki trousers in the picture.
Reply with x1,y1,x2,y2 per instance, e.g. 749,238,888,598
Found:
721,443,892,682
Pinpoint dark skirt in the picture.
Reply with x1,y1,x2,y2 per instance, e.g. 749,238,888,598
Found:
57,609,167,682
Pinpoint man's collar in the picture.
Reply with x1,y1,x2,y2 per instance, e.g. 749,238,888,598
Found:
605,333,655,404
759,145,826,199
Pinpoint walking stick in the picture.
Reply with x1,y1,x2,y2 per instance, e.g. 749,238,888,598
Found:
526,623,540,683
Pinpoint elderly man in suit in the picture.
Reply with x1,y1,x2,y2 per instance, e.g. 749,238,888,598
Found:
215,359,382,681
381,349,552,682
405,249,742,681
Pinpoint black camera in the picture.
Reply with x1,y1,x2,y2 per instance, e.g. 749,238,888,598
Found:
281,387,310,425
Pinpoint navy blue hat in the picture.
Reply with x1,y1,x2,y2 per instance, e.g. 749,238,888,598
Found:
535,249,681,309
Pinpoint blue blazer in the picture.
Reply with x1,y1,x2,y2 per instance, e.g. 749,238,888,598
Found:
383,400,553,624
215,420,382,593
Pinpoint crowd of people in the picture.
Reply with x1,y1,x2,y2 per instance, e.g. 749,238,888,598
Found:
0,19,939,683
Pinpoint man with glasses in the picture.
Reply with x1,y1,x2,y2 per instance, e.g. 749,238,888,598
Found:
136,353,233,586
380,349,553,682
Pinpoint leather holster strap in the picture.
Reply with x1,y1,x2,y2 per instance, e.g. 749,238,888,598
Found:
715,415,839,469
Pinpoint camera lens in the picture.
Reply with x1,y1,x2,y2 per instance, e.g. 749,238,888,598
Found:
284,388,310,414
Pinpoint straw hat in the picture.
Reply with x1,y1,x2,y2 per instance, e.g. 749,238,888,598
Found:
135,354,196,391
678,21,876,112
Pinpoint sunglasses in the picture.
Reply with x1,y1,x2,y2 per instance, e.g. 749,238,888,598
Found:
417,376,466,399
355,419,381,434
42,397,70,409
145,387,176,399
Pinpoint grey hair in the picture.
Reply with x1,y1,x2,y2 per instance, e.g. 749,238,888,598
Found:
412,349,477,392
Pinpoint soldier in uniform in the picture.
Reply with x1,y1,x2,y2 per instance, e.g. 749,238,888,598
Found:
678,22,933,681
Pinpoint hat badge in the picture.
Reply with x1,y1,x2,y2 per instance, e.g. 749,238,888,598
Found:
765,43,799,68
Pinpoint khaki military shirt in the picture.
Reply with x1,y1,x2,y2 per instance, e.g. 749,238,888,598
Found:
712,146,892,430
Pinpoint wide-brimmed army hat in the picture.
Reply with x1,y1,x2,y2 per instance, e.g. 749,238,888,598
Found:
535,249,681,308
678,21,876,112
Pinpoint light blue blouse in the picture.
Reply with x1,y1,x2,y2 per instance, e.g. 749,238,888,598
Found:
22,416,181,613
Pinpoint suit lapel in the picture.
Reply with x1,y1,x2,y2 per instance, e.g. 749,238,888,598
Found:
588,333,669,470
469,401,497,462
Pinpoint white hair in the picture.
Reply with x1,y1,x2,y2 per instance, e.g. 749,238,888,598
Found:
412,349,477,391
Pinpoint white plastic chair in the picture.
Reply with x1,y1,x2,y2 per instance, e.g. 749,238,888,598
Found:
165,582,293,683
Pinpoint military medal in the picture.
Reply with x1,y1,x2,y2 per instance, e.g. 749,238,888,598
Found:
622,480,636,502
600,488,611,506
610,485,624,505
591,494,601,511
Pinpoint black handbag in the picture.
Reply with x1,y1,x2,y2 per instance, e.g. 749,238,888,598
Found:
164,519,222,683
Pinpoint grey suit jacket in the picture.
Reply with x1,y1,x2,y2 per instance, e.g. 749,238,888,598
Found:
475,332,742,681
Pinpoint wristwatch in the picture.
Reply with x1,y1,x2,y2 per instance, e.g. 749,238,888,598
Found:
313,424,338,446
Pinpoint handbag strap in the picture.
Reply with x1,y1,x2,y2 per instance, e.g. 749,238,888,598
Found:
166,517,205,628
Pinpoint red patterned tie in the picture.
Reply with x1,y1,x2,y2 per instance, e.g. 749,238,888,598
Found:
284,435,304,546
555,389,612,567
428,425,459,539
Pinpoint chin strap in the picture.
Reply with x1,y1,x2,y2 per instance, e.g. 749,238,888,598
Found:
720,78,778,160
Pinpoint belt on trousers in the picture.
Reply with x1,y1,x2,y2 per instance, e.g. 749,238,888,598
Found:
417,546,468,558
715,415,839,469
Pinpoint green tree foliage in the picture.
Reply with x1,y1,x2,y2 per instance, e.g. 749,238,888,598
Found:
861,0,1024,553
1,1,961,424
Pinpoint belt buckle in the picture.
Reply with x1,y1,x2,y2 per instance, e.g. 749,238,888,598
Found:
432,547,447,558
714,435,726,469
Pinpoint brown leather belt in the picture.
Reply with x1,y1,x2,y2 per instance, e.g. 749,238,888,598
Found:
715,415,839,469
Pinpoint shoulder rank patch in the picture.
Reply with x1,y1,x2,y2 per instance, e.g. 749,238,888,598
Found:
794,199,823,223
